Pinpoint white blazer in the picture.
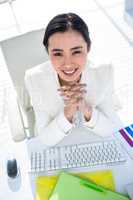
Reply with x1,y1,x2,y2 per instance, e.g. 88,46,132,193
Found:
24,60,122,146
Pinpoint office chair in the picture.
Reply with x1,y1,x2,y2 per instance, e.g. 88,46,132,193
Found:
0,29,49,141
0,29,122,142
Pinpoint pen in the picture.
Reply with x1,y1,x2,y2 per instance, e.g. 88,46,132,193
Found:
80,180,105,193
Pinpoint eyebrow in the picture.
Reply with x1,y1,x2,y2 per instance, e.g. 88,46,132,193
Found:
51,46,83,52
52,48,63,52
71,46,83,51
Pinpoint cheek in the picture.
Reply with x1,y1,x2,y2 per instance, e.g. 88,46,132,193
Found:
74,54,87,67
49,55,61,71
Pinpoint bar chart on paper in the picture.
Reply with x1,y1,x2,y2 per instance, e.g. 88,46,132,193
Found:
115,124,133,159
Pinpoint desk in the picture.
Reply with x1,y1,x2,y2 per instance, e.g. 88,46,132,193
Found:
0,128,133,200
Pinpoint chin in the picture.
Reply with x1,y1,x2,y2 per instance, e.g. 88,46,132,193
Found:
61,73,81,82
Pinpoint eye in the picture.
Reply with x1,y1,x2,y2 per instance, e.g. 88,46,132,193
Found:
72,51,81,55
53,52,62,56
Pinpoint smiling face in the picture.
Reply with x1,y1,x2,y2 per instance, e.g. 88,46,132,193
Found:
48,30,89,85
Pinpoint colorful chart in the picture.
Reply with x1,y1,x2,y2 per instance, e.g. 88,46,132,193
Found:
119,124,133,147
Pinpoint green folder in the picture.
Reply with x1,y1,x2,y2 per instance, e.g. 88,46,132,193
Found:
49,172,129,200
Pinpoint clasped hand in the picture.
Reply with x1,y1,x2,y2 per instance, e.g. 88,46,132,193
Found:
58,83,92,123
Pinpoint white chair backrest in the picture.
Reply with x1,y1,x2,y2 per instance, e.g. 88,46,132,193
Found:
0,28,49,109
0,29,48,88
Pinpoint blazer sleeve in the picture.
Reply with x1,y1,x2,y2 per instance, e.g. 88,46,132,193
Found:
84,64,123,137
24,71,72,146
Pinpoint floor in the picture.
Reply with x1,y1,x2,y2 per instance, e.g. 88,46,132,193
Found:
0,0,133,148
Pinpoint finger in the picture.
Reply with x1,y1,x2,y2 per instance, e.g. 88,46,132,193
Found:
64,99,79,106
58,83,86,91
60,88,87,97
62,96,71,102
69,96,84,104
64,99,75,105
58,85,71,92
71,83,86,87
70,84,87,92
59,90,74,97
70,90,87,99
60,92,85,103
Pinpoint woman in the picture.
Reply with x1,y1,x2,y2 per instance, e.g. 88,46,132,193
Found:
25,13,122,146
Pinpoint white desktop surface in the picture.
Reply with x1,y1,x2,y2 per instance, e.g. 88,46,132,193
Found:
0,127,133,200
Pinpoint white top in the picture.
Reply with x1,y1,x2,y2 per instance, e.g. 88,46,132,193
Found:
24,60,122,146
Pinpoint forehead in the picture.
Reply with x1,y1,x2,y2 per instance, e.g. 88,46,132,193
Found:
48,30,86,49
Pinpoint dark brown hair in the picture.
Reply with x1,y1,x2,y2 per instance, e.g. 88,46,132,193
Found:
43,13,91,52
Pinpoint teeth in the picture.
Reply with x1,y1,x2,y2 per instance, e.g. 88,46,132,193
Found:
63,69,76,74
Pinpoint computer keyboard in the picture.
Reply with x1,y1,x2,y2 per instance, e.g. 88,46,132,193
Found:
29,139,127,173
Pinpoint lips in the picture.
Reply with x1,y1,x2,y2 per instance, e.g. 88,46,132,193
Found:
62,68,78,76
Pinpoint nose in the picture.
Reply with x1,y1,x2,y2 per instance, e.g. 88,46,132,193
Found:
63,55,72,66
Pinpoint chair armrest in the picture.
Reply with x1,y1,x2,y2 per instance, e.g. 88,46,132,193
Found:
7,93,27,142
26,106,35,138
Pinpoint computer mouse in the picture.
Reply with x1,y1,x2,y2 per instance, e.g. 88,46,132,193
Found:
7,158,18,178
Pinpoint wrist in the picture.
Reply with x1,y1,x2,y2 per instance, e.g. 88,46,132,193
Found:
84,106,92,122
